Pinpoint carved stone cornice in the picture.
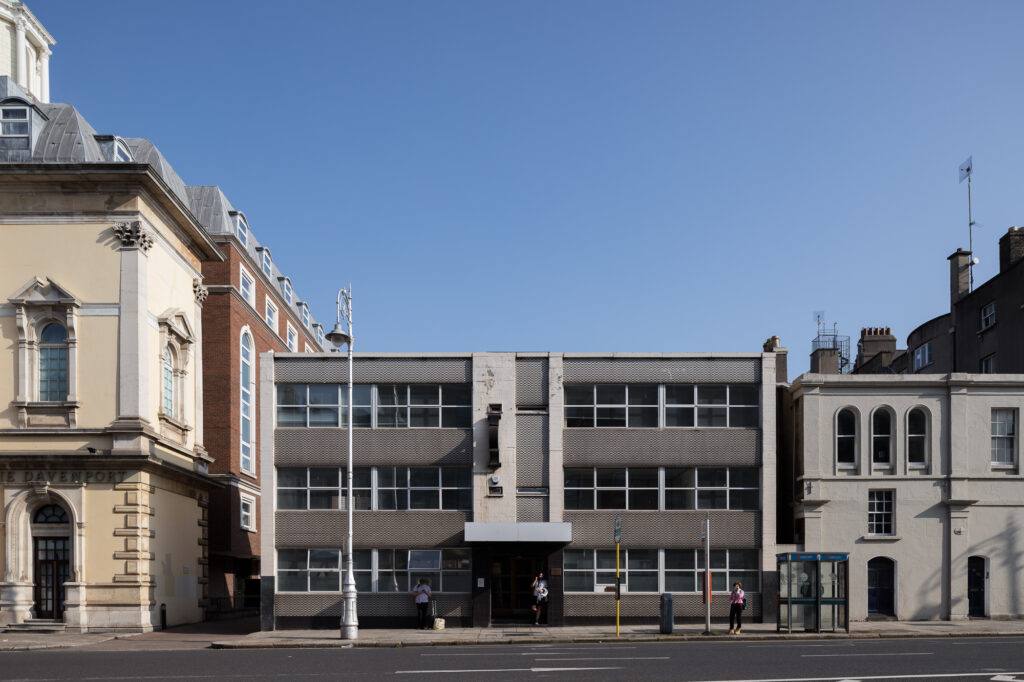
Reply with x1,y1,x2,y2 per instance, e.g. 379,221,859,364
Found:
112,221,154,253
193,279,209,305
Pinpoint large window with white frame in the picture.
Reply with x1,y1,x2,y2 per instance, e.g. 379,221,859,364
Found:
261,249,272,278
161,347,176,417
564,466,759,511
286,322,297,352
240,493,255,531
912,342,932,372
38,322,69,402
564,384,759,428
981,301,996,331
836,408,857,466
282,279,293,305
907,408,928,467
265,297,278,333
301,304,310,328
871,408,893,465
867,490,894,536
991,408,1016,466
278,548,471,593
240,331,255,474
563,548,758,593
234,214,249,247
316,326,324,347
239,264,255,307
1,107,29,138
275,384,472,429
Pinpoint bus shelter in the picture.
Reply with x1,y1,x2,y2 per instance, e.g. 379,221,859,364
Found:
776,553,849,633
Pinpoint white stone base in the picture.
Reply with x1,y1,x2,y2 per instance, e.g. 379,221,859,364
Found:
0,582,35,625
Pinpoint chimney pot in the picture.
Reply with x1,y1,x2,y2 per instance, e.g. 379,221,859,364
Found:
999,227,1024,273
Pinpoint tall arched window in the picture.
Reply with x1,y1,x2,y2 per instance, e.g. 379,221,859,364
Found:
872,409,893,465
161,348,175,418
837,409,857,465
39,323,69,402
241,332,254,473
907,408,928,466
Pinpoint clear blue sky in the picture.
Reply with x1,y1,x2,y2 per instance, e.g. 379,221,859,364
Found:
27,0,1024,375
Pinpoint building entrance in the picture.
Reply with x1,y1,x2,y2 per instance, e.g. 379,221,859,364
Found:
490,555,542,622
867,557,895,617
968,556,986,617
33,537,70,619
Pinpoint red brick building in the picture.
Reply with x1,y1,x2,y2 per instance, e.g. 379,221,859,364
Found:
187,186,324,615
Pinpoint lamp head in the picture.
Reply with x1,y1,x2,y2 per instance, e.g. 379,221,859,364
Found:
325,322,352,349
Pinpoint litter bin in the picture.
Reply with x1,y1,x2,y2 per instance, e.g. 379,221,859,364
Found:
659,593,673,634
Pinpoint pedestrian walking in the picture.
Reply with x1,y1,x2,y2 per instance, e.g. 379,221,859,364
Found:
728,581,745,634
412,577,432,630
531,571,549,625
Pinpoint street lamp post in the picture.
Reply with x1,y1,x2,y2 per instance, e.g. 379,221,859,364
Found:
326,286,357,640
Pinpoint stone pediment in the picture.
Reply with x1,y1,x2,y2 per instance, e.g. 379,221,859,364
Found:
158,308,195,346
8,277,80,307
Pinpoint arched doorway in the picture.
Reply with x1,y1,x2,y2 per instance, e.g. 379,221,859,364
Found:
968,556,986,617
31,504,71,620
867,557,895,617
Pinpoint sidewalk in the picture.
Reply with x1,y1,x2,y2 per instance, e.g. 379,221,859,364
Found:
210,617,1024,650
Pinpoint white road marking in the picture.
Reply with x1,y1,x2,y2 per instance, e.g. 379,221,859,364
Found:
395,666,622,674
533,656,670,661
801,652,933,658
681,671,1024,682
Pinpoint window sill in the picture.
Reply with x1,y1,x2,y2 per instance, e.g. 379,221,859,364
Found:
978,322,996,335
860,535,900,542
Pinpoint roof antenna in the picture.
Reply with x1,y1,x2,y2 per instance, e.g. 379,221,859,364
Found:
959,156,976,291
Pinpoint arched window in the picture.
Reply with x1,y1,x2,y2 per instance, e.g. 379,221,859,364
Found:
907,408,928,466
161,347,175,418
872,409,893,465
241,332,254,473
837,409,857,465
39,322,69,402
33,504,69,524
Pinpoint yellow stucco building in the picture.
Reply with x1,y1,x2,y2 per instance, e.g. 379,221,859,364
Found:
1,13,223,627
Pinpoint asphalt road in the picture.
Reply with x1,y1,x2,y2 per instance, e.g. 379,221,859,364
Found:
1,637,1023,681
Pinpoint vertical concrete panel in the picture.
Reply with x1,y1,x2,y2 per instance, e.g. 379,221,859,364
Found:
472,353,516,522
548,355,565,523
259,352,276,631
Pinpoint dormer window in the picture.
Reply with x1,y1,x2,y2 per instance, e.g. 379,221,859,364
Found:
316,326,324,347
301,304,310,328
261,250,272,278
1,107,29,137
282,279,293,305
235,214,249,247
113,139,134,162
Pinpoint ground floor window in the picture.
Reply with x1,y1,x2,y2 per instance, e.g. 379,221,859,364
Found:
278,548,471,593
562,548,759,593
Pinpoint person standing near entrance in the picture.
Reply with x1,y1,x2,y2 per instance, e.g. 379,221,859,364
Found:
728,581,745,634
412,578,432,630
531,571,549,625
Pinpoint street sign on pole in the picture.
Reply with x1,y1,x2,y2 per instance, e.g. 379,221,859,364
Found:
614,516,621,544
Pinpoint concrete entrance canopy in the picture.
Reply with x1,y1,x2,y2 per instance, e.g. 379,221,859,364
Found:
464,522,572,543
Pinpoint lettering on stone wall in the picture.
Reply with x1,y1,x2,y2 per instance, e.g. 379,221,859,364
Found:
1,471,129,485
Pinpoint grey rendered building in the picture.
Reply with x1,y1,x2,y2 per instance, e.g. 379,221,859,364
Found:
260,348,783,628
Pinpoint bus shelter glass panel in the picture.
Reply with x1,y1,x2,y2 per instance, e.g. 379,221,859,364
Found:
776,553,849,633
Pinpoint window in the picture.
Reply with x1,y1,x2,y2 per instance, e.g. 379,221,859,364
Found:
278,549,341,592
161,348,175,417
565,384,758,428
261,249,272,278
565,466,758,511
981,302,996,330
913,343,932,372
907,408,927,466
563,548,758,593
378,467,473,511
316,326,324,347
113,140,134,162
301,304,310,328
286,322,297,352
38,323,69,402
836,408,857,465
239,265,255,306
981,354,996,374
275,384,471,429
871,409,893,465
265,298,278,332
279,548,470,594
282,279,293,305
277,467,371,510
235,215,249,247
34,504,69,523
240,494,255,531
241,332,255,474
1,107,29,137
868,490,894,535
991,409,1016,466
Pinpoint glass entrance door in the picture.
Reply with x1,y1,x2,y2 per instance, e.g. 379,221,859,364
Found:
491,555,538,621
33,537,70,619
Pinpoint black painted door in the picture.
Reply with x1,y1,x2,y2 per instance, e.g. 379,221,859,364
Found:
491,556,538,620
33,537,70,619
968,556,985,617
867,557,894,617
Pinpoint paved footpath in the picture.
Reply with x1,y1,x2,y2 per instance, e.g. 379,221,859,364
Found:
3,616,1024,652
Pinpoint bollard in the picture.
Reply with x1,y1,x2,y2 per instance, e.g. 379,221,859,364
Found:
659,593,673,634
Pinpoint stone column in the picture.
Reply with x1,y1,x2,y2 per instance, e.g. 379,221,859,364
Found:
111,221,153,442
15,18,27,89
192,280,209,464
40,49,50,103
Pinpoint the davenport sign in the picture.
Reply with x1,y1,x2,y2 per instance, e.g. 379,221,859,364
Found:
1,470,130,484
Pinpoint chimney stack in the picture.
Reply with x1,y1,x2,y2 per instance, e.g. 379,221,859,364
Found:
763,335,788,382
854,327,896,371
810,346,839,374
948,248,971,305
999,226,1024,273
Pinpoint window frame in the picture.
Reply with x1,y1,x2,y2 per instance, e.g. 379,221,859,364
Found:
870,407,894,467
277,548,341,592
562,547,759,594
282,279,293,305
276,466,471,512
981,354,996,374
275,383,472,430
240,493,256,531
836,407,857,467
286,321,298,352
113,139,134,162
980,301,996,331
867,490,895,536
235,214,249,247
565,383,760,429
564,466,759,511
991,408,1017,467
261,249,273,278
161,347,176,418
906,407,928,468
0,106,30,138
912,342,932,372
38,322,69,403
301,304,310,328
240,330,255,475
239,264,256,307
265,297,278,333
277,548,471,594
